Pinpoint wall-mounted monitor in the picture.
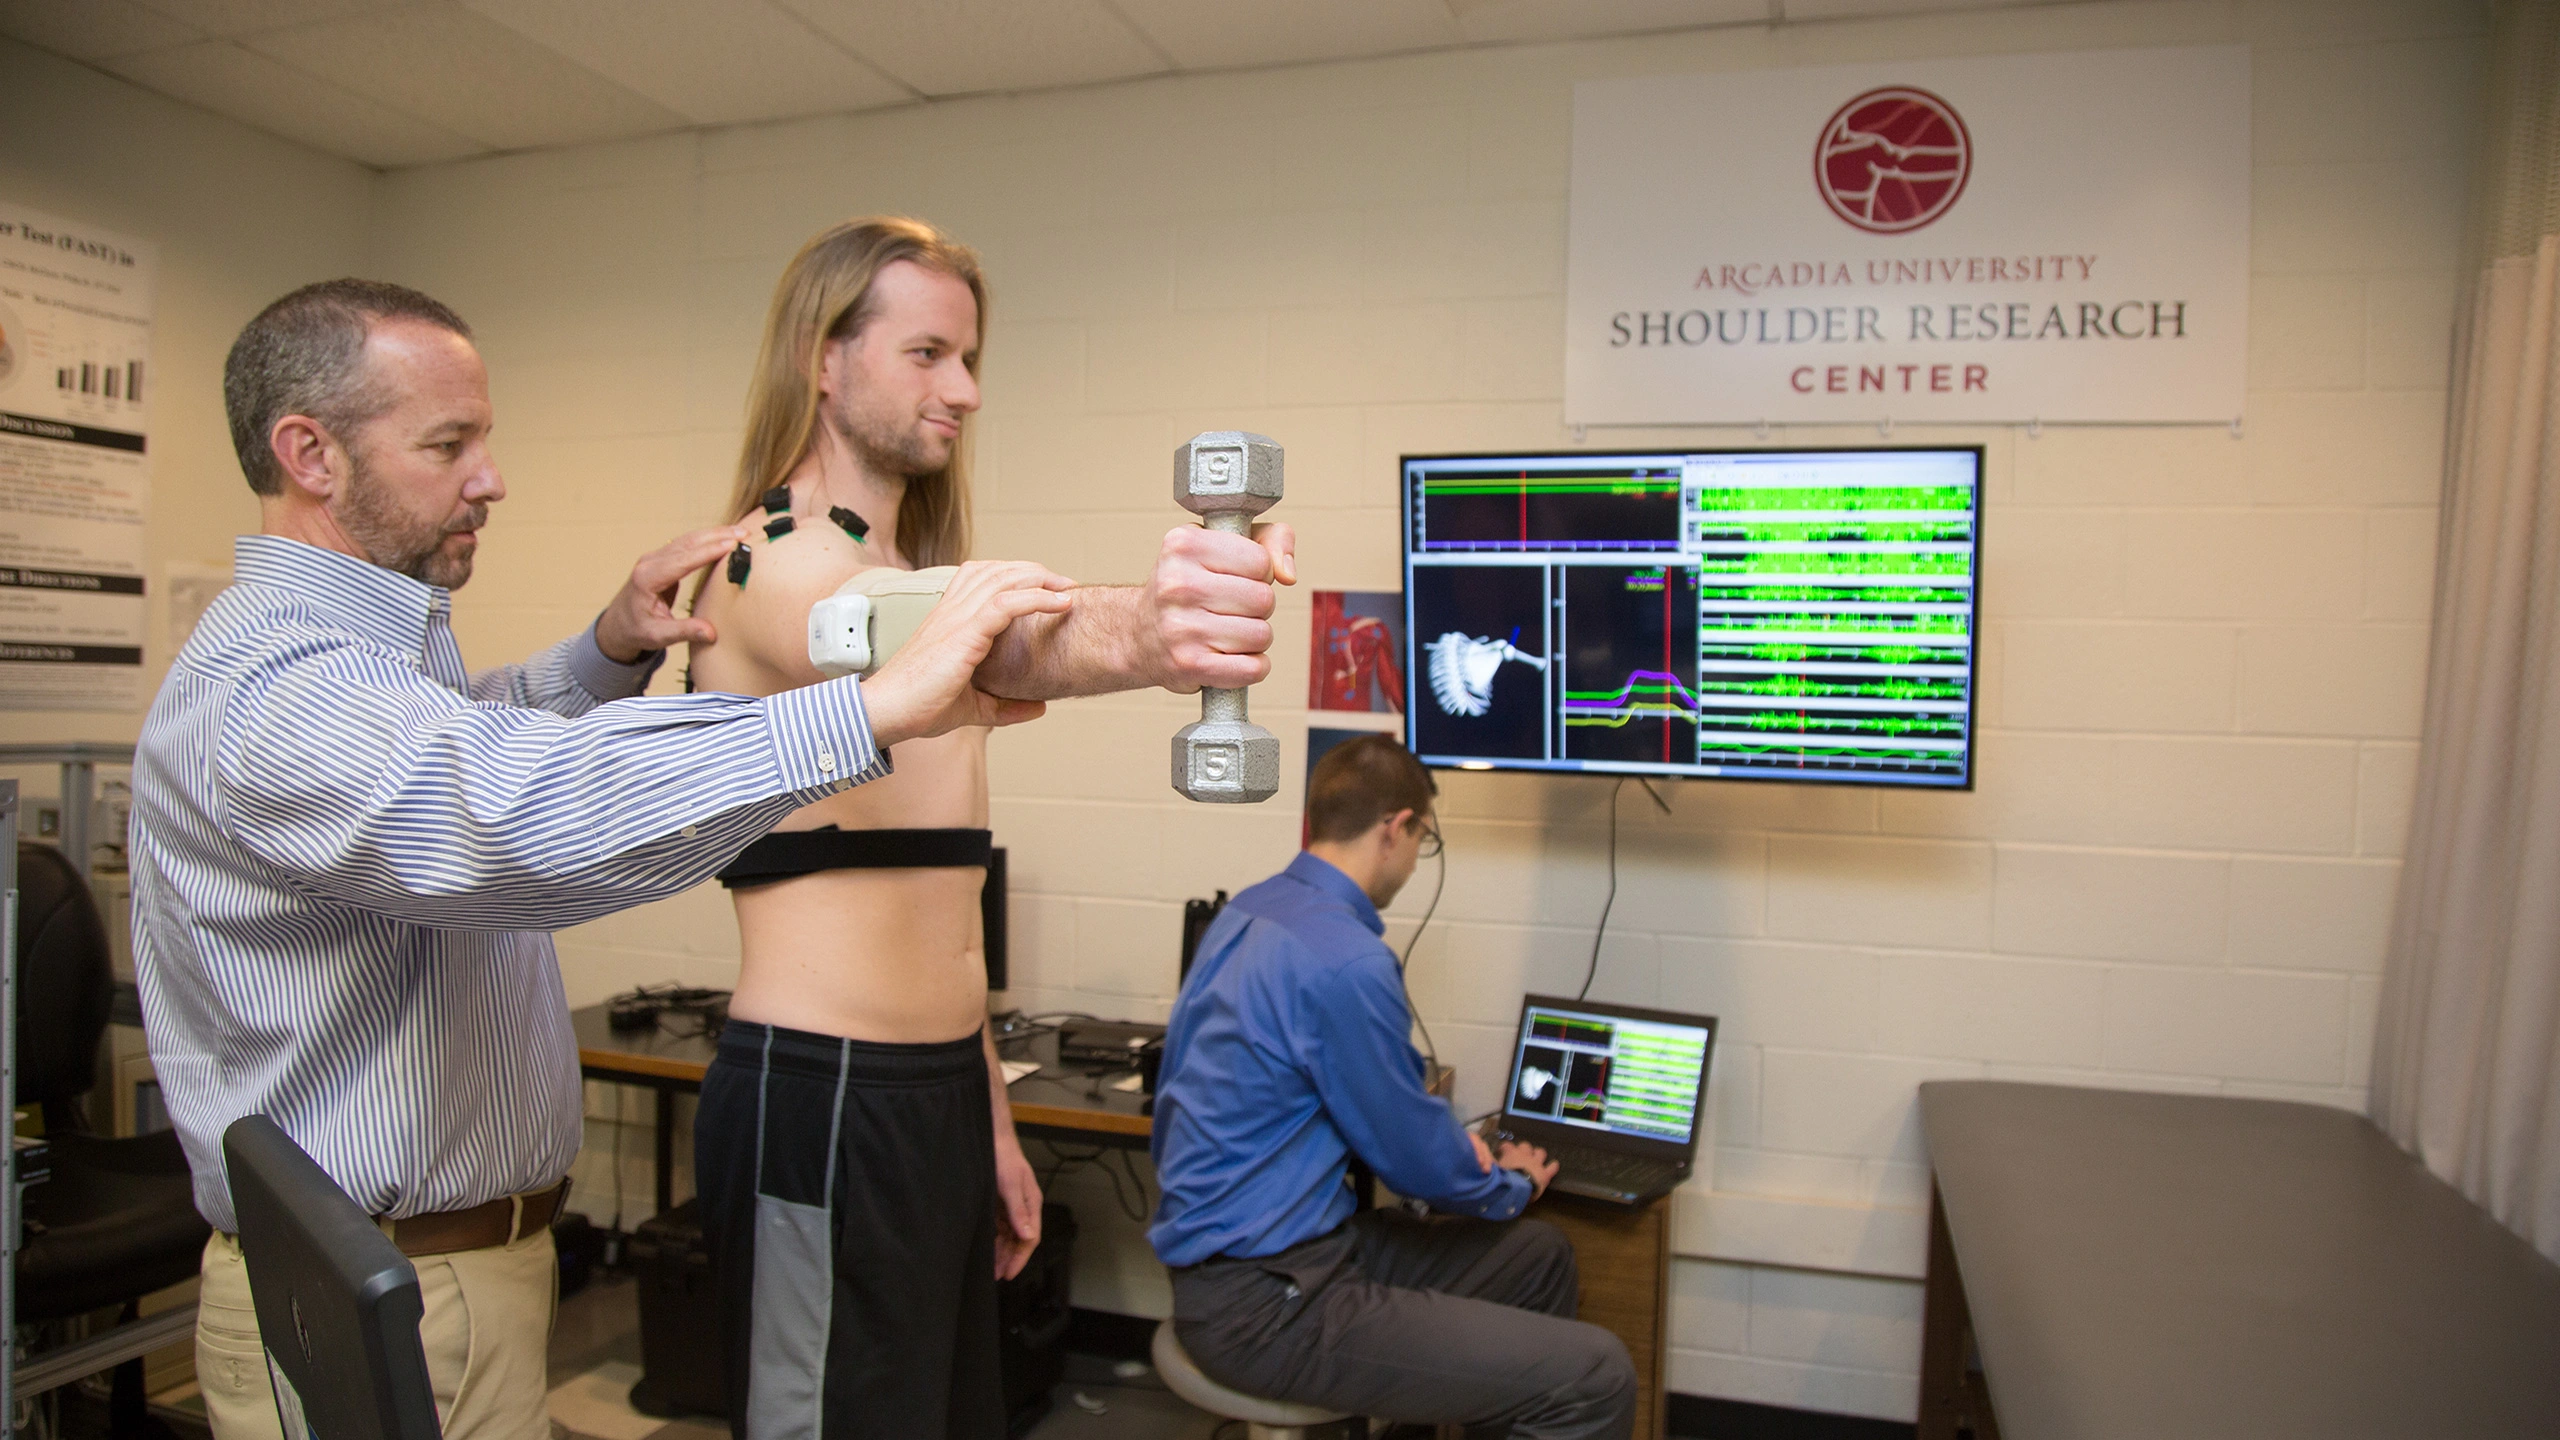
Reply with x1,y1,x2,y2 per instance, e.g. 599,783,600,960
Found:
1400,446,1982,789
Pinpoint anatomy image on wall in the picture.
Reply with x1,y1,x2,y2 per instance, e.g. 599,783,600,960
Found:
1308,589,1405,713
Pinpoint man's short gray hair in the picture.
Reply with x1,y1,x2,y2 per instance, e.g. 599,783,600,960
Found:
223,279,472,497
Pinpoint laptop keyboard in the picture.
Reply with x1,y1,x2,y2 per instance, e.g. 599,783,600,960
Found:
1548,1142,1678,1194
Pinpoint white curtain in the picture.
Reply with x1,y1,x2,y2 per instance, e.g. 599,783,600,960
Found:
2371,0,2560,1262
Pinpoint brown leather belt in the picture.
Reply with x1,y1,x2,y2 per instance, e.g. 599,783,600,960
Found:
386,1180,569,1258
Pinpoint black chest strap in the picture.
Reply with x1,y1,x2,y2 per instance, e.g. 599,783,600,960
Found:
717,826,992,887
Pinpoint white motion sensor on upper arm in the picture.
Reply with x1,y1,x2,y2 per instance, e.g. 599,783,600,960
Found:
807,566,958,678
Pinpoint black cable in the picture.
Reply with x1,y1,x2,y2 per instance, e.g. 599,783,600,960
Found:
1578,778,1628,1001
1036,1141,1108,1194
1030,1139,1150,1223
1109,1148,1153,1223
1397,846,1447,1067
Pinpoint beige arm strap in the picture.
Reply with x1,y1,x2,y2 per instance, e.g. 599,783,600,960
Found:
806,565,959,679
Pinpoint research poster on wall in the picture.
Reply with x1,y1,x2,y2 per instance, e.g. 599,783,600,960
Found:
0,202,154,711
1566,45,2250,426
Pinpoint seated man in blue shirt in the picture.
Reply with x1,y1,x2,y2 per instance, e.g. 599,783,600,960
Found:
1148,735,1637,1439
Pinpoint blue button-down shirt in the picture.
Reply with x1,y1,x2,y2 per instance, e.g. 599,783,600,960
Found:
1148,852,1528,1267
133,535,890,1232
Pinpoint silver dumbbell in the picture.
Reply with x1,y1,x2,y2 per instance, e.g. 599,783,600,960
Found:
1170,431,1283,804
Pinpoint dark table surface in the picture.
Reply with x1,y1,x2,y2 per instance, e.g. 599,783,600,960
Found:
1920,1081,2560,1440
574,1003,1156,1142
573,1001,721,1085
999,1025,1156,1142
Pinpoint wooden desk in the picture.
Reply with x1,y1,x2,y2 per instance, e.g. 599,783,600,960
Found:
573,1003,719,1216
1531,1192,1672,1440
1917,1081,2560,1440
1000,1028,1155,1145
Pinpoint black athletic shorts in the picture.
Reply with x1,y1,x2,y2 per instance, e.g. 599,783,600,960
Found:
696,1020,1002,1440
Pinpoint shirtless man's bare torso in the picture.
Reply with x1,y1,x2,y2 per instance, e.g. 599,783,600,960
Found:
686,218,1291,1438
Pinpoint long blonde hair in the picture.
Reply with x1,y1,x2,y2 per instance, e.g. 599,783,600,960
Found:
722,217,985,567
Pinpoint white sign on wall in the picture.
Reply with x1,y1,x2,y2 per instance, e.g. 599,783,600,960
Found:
1566,46,2250,427
0,201,155,712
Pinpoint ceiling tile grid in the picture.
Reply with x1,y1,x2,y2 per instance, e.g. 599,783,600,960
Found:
1448,0,1776,44
773,0,1171,96
0,0,200,59
134,0,408,38
459,0,914,125
238,6,688,150
1105,0,1464,70
104,38,483,166
1,0,2073,172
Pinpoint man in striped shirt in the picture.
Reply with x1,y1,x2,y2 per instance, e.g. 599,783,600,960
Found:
130,278,1251,1440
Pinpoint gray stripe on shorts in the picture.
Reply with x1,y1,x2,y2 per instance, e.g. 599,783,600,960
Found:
744,1036,851,1440
746,1195,832,1440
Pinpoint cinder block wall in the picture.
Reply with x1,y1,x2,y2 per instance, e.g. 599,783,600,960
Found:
394,0,2477,1420
0,37,372,751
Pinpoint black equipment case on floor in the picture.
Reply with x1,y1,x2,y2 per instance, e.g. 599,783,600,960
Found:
628,1199,723,1418
999,1202,1077,1436
627,1196,1079,1431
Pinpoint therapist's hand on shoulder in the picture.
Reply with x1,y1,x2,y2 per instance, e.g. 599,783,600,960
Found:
596,525,755,663
1496,1139,1558,1200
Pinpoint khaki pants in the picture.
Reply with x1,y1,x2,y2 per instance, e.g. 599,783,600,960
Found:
195,1223,558,1440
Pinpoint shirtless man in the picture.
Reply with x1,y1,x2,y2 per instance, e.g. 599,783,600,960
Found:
687,216,1292,1439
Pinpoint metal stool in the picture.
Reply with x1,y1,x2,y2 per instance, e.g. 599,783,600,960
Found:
1152,1320,1350,1439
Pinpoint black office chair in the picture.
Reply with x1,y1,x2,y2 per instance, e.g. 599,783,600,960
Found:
15,841,213,1432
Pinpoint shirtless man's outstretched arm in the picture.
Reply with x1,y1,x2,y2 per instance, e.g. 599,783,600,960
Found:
974,520,1297,702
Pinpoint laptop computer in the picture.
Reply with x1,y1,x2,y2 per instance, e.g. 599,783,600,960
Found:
1489,995,1717,1206
223,1115,441,1440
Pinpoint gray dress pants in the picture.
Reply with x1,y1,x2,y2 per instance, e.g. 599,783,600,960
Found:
1168,1210,1637,1440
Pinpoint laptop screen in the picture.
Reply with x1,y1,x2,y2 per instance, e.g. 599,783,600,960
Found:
1503,999,1713,1146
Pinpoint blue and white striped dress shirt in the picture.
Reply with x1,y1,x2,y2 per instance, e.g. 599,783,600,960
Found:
132,535,889,1233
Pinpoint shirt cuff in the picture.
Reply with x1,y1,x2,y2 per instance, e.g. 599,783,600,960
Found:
572,621,664,700
761,675,892,800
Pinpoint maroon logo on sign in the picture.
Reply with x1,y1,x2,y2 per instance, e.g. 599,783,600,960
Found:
1814,87,1971,234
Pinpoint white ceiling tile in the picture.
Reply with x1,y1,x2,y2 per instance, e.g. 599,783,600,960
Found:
1783,0,2051,18
0,0,199,59
242,4,689,150
1447,0,1772,45
774,0,1166,96
104,39,486,165
462,0,914,126
132,0,403,40
1109,0,1461,69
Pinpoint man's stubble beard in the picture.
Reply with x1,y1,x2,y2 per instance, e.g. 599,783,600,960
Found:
826,385,947,485
338,448,484,590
